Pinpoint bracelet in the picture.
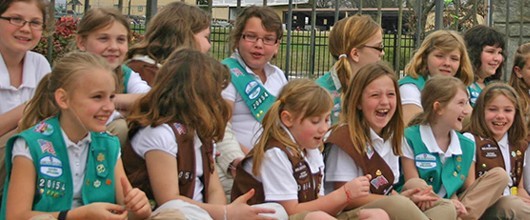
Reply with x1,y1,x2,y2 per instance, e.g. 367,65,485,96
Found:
343,185,353,203
58,210,69,220
224,205,228,220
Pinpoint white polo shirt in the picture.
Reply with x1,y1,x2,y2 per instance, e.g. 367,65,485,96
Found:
399,83,422,108
0,51,50,114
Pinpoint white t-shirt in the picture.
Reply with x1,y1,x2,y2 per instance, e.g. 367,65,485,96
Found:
324,128,401,194
130,124,205,202
0,51,50,114
524,145,530,193
12,129,121,208
399,83,422,108
402,124,475,198
463,133,524,196
124,68,151,94
221,52,288,150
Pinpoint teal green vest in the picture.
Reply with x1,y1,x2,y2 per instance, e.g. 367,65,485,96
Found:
121,65,133,94
1,116,119,215
315,72,341,125
398,75,428,91
401,125,474,198
467,82,483,107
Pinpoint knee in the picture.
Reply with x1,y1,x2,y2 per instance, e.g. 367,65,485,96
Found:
403,178,429,191
485,167,510,186
304,211,335,220
359,208,389,220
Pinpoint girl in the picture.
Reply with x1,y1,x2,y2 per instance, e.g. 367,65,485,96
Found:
399,30,474,125
464,83,530,218
0,0,52,200
219,5,287,201
509,43,530,119
401,75,508,219
232,79,389,219
123,48,283,219
1,51,151,219
315,14,383,125
126,1,211,86
325,62,449,219
76,7,151,147
464,25,505,107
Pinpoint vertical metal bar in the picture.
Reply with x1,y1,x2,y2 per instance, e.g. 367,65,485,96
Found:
47,0,55,63
519,0,523,45
504,0,510,80
285,0,293,79
377,0,382,24
415,0,422,49
85,0,90,12
395,0,403,72
334,0,339,25
434,0,444,30
145,0,157,23
359,0,363,14
309,0,317,76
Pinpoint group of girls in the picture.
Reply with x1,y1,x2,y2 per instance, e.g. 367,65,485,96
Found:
3,0,530,219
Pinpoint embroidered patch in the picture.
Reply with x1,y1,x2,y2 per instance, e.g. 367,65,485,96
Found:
415,153,437,169
245,81,260,100
39,156,62,177
370,175,389,189
38,139,56,156
34,122,53,135
173,123,186,135
231,67,243,77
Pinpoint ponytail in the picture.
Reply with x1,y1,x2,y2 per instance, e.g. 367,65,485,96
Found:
19,74,58,131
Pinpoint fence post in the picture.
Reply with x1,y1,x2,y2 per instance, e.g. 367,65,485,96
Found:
309,0,317,76
285,0,293,79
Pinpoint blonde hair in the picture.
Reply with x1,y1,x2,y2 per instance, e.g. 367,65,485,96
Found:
328,14,381,94
340,62,403,155
469,83,527,148
127,48,231,143
127,2,210,64
77,7,131,93
19,52,114,131
409,75,467,126
404,30,473,86
509,43,530,117
251,79,333,175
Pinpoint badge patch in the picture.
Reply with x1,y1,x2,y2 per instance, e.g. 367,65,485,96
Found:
39,156,62,177
38,139,56,156
370,175,389,189
231,67,243,77
415,153,437,169
245,81,260,100
34,122,53,135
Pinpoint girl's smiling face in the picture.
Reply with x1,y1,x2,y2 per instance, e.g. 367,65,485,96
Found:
426,49,461,77
77,21,129,69
359,75,396,135
484,94,515,141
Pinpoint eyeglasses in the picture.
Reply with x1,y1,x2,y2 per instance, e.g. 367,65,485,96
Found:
0,16,44,30
363,44,384,53
241,33,278,45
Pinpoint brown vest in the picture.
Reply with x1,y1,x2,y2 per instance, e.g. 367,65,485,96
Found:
474,134,527,187
325,125,395,195
126,59,159,86
123,123,214,205
231,139,322,205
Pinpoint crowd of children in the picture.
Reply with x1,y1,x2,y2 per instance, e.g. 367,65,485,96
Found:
2,0,530,219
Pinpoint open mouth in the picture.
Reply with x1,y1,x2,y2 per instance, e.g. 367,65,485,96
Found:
375,109,389,117
492,121,507,127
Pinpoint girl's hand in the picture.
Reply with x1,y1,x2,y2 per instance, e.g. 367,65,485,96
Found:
78,202,128,219
343,175,371,199
400,187,438,205
451,199,468,217
229,189,277,220
121,177,152,218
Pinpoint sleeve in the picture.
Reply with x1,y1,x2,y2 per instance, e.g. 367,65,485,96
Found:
126,70,151,93
260,148,299,201
401,138,415,159
129,125,177,159
462,133,477,162
221,83,237,102
215,123,245,175
524,147,530,192
324,144,362,182
399,84,422,107
12,138,32,161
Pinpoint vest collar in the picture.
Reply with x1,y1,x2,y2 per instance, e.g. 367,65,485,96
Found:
419,124,462,157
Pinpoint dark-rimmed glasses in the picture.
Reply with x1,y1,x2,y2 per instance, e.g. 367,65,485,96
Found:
363,44,385,52
0,16,44,30
241,33,278,45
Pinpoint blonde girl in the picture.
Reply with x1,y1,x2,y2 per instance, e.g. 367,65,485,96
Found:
399,30,474,125
1,51,151,219
232,79,389,219
123,48,282,219
126,1,211,86
76,7,151,146
325,62,447,219
464,83,530,218
0,0,52,200
401,76,508,219
464,25,505,107
315,14,383,125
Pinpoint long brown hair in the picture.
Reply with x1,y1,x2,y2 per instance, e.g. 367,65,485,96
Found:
509,43,530,117
251,79,332,175
127,2,210,64
19,52,114,131
340,62,403,155
127,48,231,143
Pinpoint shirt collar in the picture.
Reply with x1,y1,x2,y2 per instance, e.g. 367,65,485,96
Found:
419,124,462,156
369,128,390,156
497,133,509,149
60,128,92,148
329,66,342,91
